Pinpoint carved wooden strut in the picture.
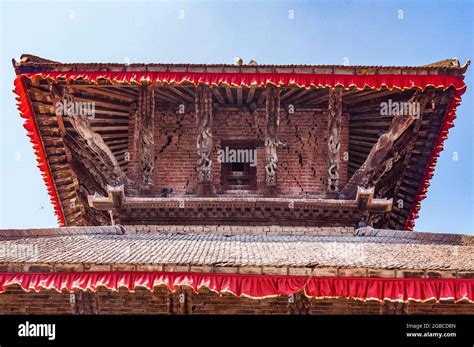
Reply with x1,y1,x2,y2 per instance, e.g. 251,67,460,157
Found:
49,85,125,225
327,88,343,192
195,85,213,185
50,86,128,186
133,85,155,192
340,91,433,199
265,86,284,186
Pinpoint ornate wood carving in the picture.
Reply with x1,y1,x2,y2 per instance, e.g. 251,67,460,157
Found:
64,134,110,189
288,292,309,315
133,85,155,192
195,85,213,186
265,86,284,186
68,111,127,186
62,134,113,225
73,290,99,315
327,88,343,192
50,86,127,186
340,91,433,199
383,90,442,228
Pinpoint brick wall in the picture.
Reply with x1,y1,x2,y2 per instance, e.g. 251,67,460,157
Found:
154,110,197,194
127,108,349,196
0,285,471,315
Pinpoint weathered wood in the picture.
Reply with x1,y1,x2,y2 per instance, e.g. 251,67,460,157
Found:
237,87,243,106
246,86,257,104
225,86,234,104
327,87,343,193
168,85,194,103
133,85,155,193
212,87,226,104
195,85,214,195
341,91,433,199
60,90,128,185
264,86,284,186
280,88,300,101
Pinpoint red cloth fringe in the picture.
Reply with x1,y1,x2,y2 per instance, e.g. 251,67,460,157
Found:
13,76,65,226
0,271,472,302
13,72,467,228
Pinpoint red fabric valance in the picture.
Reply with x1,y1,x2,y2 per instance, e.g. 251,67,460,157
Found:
21,71,466,90
13,72,467,228
0,271,472,303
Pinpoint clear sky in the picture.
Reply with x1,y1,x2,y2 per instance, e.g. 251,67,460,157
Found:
0,0,473,233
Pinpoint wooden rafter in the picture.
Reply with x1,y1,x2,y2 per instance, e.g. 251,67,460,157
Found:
212,87,226,104
246,86,257,104
237,87,243,106
225,86,234,104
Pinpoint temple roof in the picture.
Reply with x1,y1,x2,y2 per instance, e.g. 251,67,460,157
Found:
12,55,469,230
13,54,471,75
0,226,472,275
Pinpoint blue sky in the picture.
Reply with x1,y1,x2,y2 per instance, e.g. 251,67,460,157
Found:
0,0,473,233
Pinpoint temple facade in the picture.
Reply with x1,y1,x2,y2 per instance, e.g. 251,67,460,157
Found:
0,55,472,314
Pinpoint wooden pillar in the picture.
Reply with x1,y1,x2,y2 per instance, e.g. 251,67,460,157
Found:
133,85,155,194
72,290,98,315
264,86,282,188
327,87,343,194
195,85,214,196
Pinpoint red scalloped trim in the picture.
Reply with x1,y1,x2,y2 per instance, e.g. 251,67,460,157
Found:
0,271,472,302
405,92,465,230
13,76,66,226
13,72,466,228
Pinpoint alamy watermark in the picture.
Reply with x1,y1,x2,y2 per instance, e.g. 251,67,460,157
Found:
380,99,420,118
0,244,38,260
55,94,95,118
217,146,257,167
18,321,55,341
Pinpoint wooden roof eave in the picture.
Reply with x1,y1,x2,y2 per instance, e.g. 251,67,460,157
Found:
13,55,470,77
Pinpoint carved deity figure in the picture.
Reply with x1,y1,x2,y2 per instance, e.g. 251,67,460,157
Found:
195,86,213,183
265,86,285,186
133,85,155,190
327,88,342,192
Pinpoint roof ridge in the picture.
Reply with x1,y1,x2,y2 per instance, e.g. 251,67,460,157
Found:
0,225,124,240
355,227,474,245
13,54,470,72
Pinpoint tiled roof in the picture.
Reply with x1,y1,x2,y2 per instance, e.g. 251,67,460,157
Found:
13,54,470,75
0,226,472,272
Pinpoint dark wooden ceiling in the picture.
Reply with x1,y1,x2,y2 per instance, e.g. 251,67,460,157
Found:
24,78,455,229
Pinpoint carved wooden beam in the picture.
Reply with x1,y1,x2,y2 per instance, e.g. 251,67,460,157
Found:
87,185,125,210
384,90,444,228
340,91,434,199
133,85,155,193
356,186,393,213
327,87,343,193
195,85,214,195
265,86,283,186
63,134,111,190
87,185,125,225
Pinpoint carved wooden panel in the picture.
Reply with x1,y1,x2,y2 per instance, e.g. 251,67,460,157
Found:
327,88,343,193
195,85,213,184
265,86,283,186
133,85,155,192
